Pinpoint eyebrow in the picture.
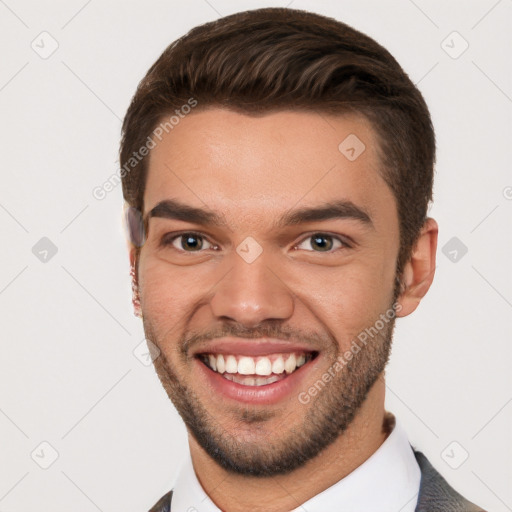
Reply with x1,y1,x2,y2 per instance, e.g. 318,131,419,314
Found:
147,199,226,226
277,200,373,228
146,198,374,229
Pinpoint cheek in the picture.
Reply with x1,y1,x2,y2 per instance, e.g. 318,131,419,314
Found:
287,260,396,348
138,257,209,328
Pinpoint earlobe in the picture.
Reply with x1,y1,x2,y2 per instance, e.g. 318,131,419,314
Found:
396,217,438,318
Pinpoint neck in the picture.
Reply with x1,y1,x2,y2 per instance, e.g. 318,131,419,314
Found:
188,374,389,512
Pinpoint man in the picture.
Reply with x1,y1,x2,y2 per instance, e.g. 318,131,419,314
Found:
120,7,486,512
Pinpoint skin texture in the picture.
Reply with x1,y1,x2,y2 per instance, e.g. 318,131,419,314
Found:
129,108,438,512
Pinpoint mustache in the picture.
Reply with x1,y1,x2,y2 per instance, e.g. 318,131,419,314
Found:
180,321,333,355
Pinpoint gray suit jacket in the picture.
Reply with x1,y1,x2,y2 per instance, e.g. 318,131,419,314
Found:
148,450,486,511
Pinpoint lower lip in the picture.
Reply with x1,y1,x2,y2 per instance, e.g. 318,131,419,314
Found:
194,356,316,405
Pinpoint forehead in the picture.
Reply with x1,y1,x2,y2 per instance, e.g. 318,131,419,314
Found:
143,108,394,229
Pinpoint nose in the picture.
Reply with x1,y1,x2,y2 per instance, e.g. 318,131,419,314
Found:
210,250,295,327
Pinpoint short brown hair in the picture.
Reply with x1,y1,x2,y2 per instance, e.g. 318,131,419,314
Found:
120,7,435,277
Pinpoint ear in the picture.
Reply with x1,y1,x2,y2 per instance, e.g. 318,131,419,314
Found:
396,217,438,318
123,204,145,318
129,247,142,318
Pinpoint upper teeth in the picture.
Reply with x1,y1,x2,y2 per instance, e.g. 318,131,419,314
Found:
203,352,309,376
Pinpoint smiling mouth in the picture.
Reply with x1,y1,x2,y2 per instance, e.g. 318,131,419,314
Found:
196,351,318,387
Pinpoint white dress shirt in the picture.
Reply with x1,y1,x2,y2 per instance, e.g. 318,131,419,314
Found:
171,413,421,512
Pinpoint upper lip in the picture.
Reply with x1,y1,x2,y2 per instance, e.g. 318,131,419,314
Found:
192,337,317,357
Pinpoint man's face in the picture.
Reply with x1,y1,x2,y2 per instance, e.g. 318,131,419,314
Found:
137,108,401,476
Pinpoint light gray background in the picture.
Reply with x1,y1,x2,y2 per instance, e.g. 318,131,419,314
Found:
1,1,511,511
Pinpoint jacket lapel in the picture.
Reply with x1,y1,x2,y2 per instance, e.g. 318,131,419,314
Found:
148,489,173,512
413,450,485,511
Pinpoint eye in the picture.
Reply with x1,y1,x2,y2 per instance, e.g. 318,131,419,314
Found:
163,232,217,252
295,233,347,252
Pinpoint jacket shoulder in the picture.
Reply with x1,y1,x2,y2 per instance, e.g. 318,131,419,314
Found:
148,490,173,512
413,450,486,512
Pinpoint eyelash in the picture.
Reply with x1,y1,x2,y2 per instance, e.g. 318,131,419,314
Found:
159,231,352,253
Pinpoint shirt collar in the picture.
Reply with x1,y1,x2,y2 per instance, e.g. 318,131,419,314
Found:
171,413,420,512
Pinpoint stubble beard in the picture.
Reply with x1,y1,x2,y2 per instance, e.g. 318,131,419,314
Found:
142,301,397,477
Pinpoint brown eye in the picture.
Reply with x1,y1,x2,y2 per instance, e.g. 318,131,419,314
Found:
296,233,345,252
311,234,333,251
179,234,204,251
162,232,215,252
